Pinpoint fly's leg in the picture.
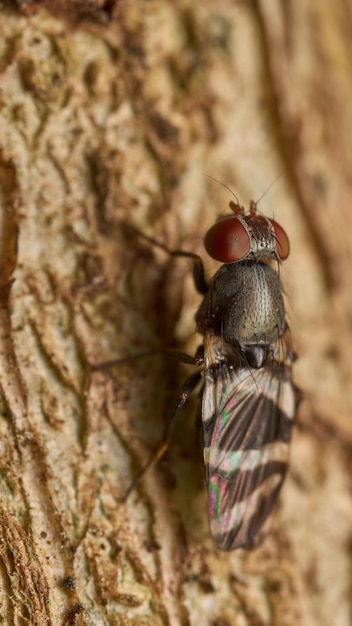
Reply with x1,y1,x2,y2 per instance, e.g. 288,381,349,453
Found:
122,346,204,501
170,249,208,296
123,369,202,501
109,224,208,497
124,224,209,295
91,348,203,371
91,347,204,500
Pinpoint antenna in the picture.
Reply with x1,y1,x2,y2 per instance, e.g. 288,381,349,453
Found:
254,173,282,206
202,172,240,206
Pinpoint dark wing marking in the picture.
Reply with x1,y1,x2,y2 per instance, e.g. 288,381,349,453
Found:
202,330,296,550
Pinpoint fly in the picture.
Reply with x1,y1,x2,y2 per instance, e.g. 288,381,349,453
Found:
102,196,299,551
194,199,298,549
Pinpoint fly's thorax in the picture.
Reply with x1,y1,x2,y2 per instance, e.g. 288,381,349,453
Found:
196,262,286,348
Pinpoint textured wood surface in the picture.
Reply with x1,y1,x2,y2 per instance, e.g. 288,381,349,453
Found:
0,1,351,624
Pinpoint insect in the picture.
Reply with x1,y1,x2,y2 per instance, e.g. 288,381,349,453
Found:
105,195,299,550
192,198,298,550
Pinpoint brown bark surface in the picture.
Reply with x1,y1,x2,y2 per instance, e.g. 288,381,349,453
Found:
0,1,351,625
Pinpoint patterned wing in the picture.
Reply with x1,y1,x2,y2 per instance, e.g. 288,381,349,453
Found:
202,330,297,550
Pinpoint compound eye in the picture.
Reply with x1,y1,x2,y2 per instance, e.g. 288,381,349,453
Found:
204,217,251,262
270,220,290,260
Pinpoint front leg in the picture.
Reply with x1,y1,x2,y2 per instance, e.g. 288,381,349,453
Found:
124,223,209,295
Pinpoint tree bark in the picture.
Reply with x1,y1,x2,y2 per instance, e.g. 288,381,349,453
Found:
0,1,351,625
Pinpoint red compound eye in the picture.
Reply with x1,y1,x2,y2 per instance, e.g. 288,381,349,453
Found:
204,217,251,262
270,220,290,260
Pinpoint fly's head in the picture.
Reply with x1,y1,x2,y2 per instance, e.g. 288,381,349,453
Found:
204,199,290,264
